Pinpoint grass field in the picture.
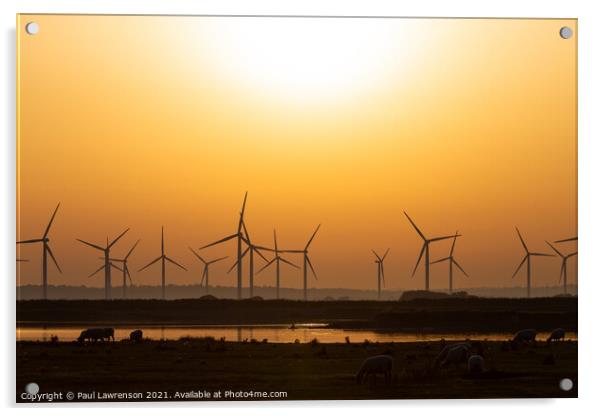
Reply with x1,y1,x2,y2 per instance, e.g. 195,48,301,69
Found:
16,338,577,402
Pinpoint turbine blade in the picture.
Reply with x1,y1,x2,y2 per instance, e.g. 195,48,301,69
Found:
531,252,554,257
555,236,578,243
515,227,528,252
403,212,426,240
200,233,238,249
138,256,162,272
371,249,381,261
430,257,449,265
43,203,60,238
430,234,460,242
273,229,278,252
16,238,44,244
77,239,104,251
242,220,251,242
452,258,469,277
189,247,205,263
45,245,62,273
380,262,385,287
567,252,578,258
450,232,459,255
109,228,130,248
305,224,321,250
546,241,563,257
279,256,300,269
125,239,140,259
254,247,270,263
201,267,208,287
559,261,566,283
208,256,228,265
256,258,276,274
165,256,187,271
110,262,124,273
411,244,426,277
306,256,317,280
382,248,390,260
88,264,105,278
512,255,528,278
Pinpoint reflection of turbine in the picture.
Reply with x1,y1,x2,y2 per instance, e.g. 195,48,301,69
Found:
225,220,269,298
371,248,389,300
547,241,577,295
512,227,553,298
430,232,468,293
404,212,458,291
281,225,321,301
16,203,62,299
190,247,228,295
257,230,299,299
139,227,187,300
200,192,248,299
77,228,129,300
108,239,140,299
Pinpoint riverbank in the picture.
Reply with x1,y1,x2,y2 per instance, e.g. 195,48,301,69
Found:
16,339,577,401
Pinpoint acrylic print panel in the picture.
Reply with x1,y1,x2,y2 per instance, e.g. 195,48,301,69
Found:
16,15,577,402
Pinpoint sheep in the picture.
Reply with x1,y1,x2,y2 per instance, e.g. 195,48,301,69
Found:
77,328,114,344
433,342,471,367
547,328,566,344
356,355,393,385
130,329,143,343
511,329,537,349
467,354,485,374
440,345,470,368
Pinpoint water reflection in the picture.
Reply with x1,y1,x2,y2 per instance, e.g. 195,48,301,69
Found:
16,324,577,344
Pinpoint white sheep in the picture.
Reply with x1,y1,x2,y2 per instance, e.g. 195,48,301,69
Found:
434,342,471,367
547,328,566,344
511,329,537,348
356,355,393,385
467,354,485,374
440,345,470,368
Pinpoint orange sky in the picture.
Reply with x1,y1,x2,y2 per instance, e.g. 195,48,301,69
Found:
17,15,577,291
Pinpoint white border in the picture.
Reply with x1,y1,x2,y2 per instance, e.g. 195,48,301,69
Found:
2,0,601,414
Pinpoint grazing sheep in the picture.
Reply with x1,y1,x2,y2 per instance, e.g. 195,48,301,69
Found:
77,328,115,344
547,328,565,344
467,355,485,374
434,342,471,367
130,329,143,343
356,355,393,385
511,329,537,348
440,345,470,368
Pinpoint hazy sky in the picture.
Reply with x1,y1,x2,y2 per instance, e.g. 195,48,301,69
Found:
17,15,577,291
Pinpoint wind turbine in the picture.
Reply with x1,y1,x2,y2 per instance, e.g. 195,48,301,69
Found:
200,192,248,299
139,227,187,300
404,212,458,291
16,203,62,299
430,232,468,293
371,248,389,300
546,241,577,295
107,239,140,299
257,229,299,299
279,224,321,301
225,220,269,298
77,228,129,300
512,227,554,298
89,260,124,290
189,247,228,295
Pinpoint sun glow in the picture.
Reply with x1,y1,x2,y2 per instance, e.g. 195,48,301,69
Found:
198,18,422,104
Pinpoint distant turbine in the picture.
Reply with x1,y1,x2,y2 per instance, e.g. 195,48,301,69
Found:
371,248,389,300
16,203,62,299
139,227,187,300
257,229,299,299
512,227,554,298
281,224,321,301
77,228,129,300
89,260,124,288
546,241,577,295
404,212,458,291
430,232,468,293
189,247,228,295
108,239,140,299
200,192,248,299
225,220,269,298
